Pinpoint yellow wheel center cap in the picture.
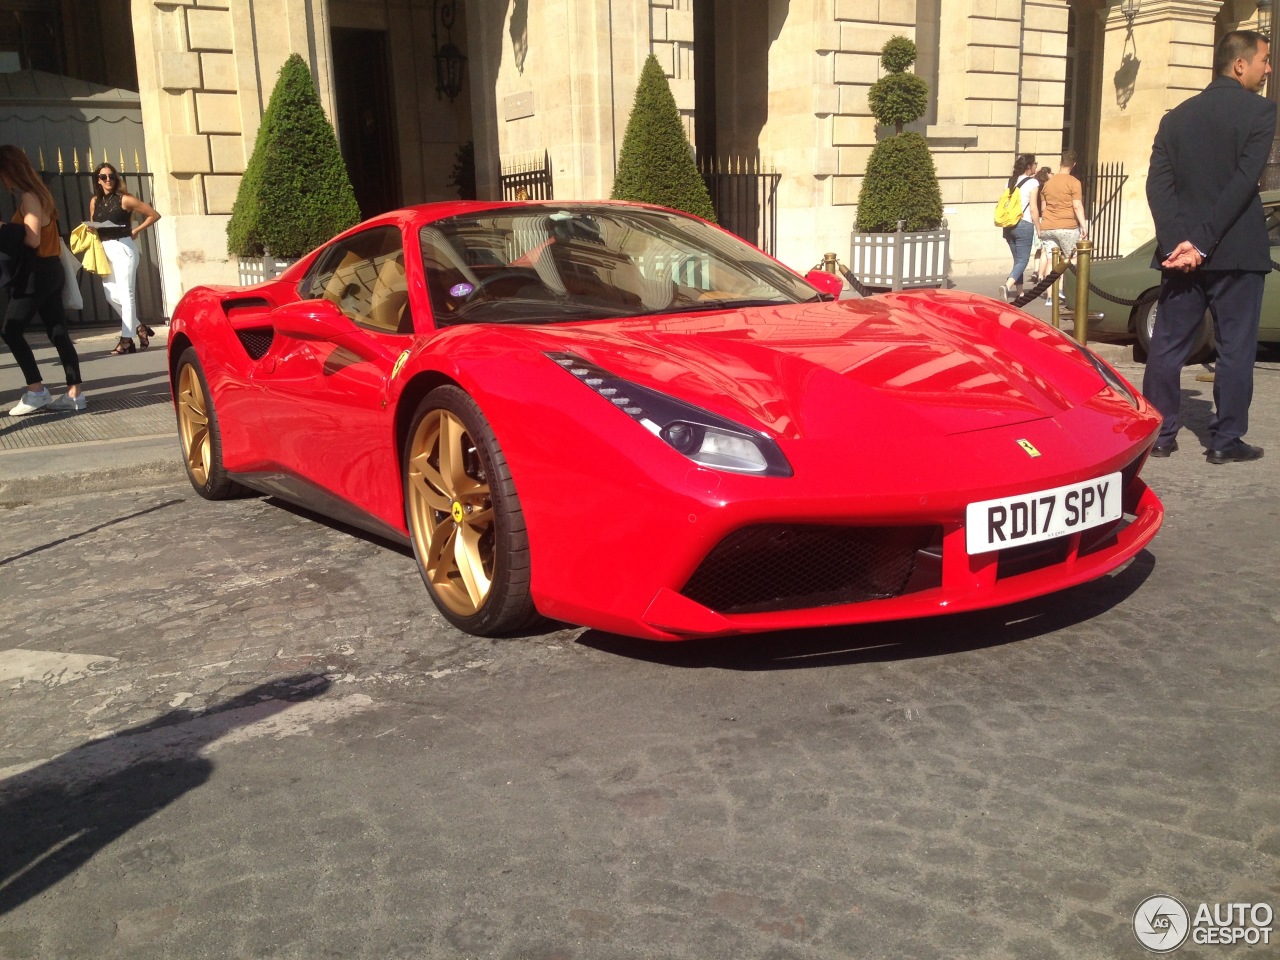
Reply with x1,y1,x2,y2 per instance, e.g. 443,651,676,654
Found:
451,501,465,523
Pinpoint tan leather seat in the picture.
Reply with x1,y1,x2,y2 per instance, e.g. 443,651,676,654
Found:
369,256,411,333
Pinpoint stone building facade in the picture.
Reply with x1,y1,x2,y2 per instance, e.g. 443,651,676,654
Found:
98,1,1271,311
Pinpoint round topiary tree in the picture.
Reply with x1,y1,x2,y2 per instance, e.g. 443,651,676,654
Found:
227,54,361,259
855,37,943,233
611,54,716,221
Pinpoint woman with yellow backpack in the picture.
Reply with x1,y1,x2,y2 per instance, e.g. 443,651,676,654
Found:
995,153,1041,302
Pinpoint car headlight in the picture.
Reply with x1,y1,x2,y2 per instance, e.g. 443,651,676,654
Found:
546,352,793,477
1071,340,1139,408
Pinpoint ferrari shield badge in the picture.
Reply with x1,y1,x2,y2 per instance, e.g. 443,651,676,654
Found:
1016,439,1041,458
391,350,410,381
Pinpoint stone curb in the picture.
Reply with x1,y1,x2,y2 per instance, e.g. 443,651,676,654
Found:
0,435,186,507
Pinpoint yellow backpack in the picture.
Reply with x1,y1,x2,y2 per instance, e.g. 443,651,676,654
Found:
994,177,1030,228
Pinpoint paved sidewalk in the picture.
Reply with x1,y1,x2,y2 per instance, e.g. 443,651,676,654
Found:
0,326,183,505
0,287,1136,507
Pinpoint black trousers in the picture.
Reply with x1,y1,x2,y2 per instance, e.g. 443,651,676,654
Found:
1141,269,1263,450
2,254,82,388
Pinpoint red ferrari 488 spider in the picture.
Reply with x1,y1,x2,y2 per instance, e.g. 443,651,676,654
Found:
168,201,1163,640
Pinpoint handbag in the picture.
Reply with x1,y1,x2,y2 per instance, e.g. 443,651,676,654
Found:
59,239,84,311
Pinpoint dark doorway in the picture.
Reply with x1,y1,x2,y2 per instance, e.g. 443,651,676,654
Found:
331,27,401,218
693,0,770,163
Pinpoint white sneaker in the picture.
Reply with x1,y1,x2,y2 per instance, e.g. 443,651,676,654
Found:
8,388,52,416
49,392,87,412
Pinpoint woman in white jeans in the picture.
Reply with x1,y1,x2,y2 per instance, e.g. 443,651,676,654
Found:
88,163,161,354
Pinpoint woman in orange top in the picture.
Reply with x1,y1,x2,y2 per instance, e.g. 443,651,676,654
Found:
0,145,86,414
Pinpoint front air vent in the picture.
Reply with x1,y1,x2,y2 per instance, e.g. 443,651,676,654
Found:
680,523,938,614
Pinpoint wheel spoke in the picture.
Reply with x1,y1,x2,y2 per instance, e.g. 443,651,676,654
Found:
439,414,478,495
425,517,457,584
458,495,493,526
185,425,209,471
455,522,491,608
408,450,452,512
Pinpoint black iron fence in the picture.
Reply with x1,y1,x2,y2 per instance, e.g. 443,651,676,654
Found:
501,152,554,201
1077,162,1126,261
0,168,165,329
699,156,781,257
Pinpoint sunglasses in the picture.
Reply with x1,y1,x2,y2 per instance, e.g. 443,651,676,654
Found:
97,173,117,182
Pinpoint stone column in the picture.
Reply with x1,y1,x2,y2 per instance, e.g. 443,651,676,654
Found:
1096,0,1219,252
131,0,336,310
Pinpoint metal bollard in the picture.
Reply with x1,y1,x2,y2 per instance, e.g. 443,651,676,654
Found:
1073,239,1092,345
1050,248,1064,330
822,252,839,274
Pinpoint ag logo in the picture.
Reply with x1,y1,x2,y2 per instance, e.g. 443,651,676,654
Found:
1134,895,1190,952
1016,439,1041,458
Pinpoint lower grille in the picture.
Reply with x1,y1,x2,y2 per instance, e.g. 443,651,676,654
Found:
680,523,939,615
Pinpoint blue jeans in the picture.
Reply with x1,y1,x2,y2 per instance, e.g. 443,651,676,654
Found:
1003,220,1034,284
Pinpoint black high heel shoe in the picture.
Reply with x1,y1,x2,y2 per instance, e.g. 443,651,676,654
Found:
137,324,155,350
109,337,136,355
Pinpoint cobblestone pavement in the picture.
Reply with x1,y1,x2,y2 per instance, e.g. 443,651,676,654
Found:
0,360,1278,958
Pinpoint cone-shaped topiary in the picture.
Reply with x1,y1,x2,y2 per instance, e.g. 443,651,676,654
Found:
611,55,716,221
854,133,942,232
227,54,361,258
855,37,942,232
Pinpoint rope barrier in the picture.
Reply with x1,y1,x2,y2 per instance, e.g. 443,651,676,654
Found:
817,258,1280,311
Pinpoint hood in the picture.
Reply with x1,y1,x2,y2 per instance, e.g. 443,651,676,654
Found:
511,291,1088,441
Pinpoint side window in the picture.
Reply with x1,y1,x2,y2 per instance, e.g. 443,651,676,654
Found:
296,226,413,334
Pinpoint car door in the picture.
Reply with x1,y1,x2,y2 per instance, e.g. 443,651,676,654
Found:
254,225,415,527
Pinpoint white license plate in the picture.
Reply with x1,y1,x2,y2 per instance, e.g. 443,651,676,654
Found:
965,472,1123,555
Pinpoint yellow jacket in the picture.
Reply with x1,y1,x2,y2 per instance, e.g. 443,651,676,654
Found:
69,223,112,276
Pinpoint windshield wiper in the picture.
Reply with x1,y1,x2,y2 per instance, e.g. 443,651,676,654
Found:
671,297,796,313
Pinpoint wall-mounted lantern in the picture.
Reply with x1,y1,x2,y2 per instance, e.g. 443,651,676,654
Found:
433,0,467,102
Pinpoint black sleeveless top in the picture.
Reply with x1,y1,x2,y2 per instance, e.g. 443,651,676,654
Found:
94,193,131,241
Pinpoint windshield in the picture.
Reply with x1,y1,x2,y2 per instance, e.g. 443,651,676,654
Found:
419,204,818,326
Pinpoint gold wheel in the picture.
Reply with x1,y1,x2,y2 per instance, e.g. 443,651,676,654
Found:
406,408,496,617
177,361,211,486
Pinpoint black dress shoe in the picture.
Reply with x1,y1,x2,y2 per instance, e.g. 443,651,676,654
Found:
1206,439,1264,464
1150,439,1178,458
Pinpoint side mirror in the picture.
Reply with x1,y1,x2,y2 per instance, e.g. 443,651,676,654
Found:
804,269,844,299
272,298,350,341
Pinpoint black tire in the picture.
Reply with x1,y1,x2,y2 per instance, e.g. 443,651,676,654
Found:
402,385,536,636
174,346,250,500
1132,296,1215,364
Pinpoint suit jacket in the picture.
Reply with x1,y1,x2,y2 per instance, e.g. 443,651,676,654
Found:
1146,75,1278,271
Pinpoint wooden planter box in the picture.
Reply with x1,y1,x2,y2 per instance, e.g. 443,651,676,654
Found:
238,255,298,286
849,225,950,292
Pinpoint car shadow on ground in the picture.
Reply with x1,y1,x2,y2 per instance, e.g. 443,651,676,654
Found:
576,549,1156,670
264,496,414,558
0,674,331,916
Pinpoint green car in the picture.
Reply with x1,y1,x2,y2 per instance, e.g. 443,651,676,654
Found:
1064,189,1280,362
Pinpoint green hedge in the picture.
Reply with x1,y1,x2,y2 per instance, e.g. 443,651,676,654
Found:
611,55,716,221
227,54,361,258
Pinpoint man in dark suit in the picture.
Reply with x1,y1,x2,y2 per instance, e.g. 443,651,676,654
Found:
1143,29,1275,464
